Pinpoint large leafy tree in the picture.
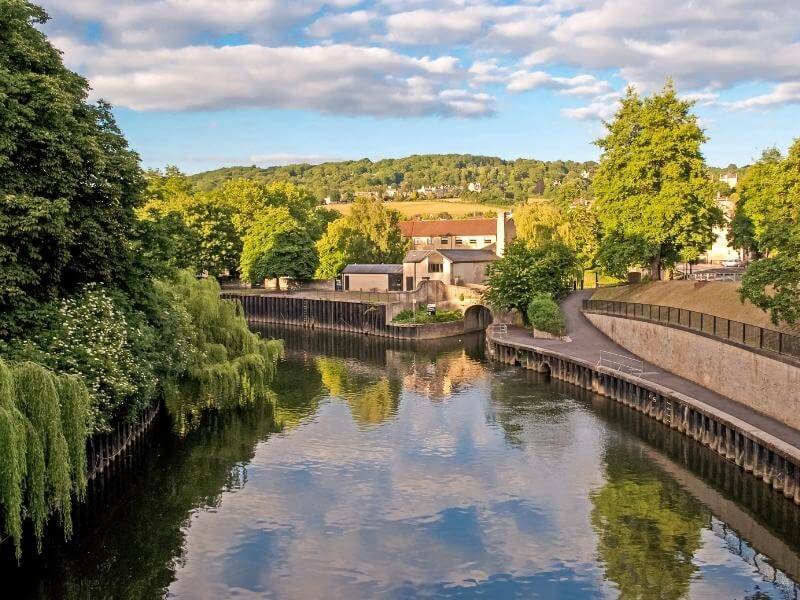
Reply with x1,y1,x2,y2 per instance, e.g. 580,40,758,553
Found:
0,0,143,334
593,81,721,280
315,197,408,278
738,141,800,323
239,208,318,287
483,240,578,316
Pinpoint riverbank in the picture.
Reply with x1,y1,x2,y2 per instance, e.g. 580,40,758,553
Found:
487,291,800,505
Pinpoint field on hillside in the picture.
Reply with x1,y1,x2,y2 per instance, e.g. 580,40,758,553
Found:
328,199,503,218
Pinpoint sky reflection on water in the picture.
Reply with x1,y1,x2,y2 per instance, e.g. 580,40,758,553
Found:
5,328,800,599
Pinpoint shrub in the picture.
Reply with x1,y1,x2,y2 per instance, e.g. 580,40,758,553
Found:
392,308,462,324
526,294,564,336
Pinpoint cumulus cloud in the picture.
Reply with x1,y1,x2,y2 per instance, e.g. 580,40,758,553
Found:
507,71,612,97
37,0,800,120
55,39,494,117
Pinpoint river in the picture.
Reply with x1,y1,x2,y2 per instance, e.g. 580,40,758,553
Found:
5,326,800,599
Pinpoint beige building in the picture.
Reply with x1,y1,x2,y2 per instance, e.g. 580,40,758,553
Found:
402,248,498,290
342,264,403,291
400,213,515,255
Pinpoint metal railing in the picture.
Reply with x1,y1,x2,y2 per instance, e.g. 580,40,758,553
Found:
679,271,744,282
582,299,800,361
596,350,644,375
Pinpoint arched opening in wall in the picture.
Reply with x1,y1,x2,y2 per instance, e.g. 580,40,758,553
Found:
540,362,552,378
464,304,493,332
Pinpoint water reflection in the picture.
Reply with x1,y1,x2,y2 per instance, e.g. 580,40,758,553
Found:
4,326,800,599
590,442,705,599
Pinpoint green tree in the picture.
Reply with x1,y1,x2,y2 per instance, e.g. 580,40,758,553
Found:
315,197,408,278
239,208,318,287
738,141,800,323
0,0,144,322
593,81,721,279
483,240,578,316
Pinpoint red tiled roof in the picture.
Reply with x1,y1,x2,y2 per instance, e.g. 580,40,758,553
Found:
400,218,496,237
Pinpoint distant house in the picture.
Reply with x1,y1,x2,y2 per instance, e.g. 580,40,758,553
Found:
342,264,403,292
400,212,515,254
402,248,499,290
720,172,738,189
467,182,482,193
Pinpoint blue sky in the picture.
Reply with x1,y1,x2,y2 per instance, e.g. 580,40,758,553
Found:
39,0,800,173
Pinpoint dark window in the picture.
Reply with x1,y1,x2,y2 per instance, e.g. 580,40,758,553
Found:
429,262,443,273
440,237,448,244
344,275,350,291
388,274,402,291
406,276,414,290
455,238,463,245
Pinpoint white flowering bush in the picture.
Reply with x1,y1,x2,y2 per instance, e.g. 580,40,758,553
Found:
47,284,157,433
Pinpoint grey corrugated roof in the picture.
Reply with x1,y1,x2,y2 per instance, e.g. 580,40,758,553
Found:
402,250,434,264
343,264,403,275
437,249,499,263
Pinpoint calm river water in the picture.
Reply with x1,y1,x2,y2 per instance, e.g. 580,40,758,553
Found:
6,326,800,599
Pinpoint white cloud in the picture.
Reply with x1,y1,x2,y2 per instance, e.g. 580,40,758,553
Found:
56,39,494,117
507,71,612,97
306,10,376,39
38,0,800,121
727,83,800,110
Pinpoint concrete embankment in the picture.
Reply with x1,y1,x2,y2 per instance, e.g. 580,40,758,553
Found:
224,292,493,340
486,290,800,507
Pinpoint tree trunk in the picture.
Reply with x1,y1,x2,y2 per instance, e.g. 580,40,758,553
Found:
650,252,662,281
275,277,281,291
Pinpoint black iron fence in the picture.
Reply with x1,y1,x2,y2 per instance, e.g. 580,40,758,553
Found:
582,299,800,361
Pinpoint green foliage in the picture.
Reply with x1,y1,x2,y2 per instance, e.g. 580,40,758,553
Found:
593,81,721,279
591,446,704,599
737,141,800,324
187,154,599,207
239,207,318,285
392,308,462,324
0,2,144,305
40,284,157,433
0,357,90,558
315,197,409,278
0,195,69,338
162,273,284,435
484,241,579,315
526,294,564,336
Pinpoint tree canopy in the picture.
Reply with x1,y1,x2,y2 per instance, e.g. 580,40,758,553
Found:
240,208,318,286
593,81,721,279
315,197,408,278
483,240,578,316
737,141,800,323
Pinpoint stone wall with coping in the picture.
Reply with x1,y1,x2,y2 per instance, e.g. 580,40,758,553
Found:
585,313,800,430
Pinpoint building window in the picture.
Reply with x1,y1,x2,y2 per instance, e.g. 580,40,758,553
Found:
469,239,477,245
414,237,423,244
440,237,448,244
484,238,493,244
428,262,443,273
455,238,463,245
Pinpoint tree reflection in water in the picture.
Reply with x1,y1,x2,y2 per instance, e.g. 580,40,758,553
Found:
590,443,705,599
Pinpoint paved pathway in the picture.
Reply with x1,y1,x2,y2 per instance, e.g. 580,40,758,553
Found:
492,290,800,450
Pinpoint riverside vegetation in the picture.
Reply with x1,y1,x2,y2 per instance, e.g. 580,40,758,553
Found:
0,2,281,558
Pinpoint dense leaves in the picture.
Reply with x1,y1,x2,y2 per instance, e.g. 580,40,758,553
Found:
240,208,318,285
315,197,408,278
188,154,598,206
593,81,721,279
526,294,564,336
484,241,578,316
737,141,800,323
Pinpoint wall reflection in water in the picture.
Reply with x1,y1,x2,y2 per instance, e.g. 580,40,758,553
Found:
4,325,800,599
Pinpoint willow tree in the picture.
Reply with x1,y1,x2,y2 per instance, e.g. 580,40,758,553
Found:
593,81,721,279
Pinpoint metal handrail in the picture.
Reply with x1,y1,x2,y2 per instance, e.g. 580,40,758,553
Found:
582,299,800,361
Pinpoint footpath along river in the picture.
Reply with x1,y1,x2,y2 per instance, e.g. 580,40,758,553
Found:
5,326,800,599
